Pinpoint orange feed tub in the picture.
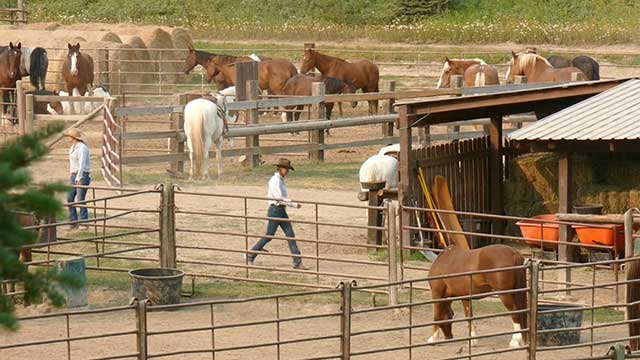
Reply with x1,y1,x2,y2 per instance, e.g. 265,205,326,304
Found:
572,224,624,254
516,214,559,249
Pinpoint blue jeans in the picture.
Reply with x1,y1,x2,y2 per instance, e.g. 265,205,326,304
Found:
68,173,91,222
248,205,302,266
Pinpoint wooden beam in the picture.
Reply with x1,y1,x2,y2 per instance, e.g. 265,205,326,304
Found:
309,82,326,162
489,115,504,234
558,153,577,294
398,105,414,246
245,79,260,168
555,213,625,224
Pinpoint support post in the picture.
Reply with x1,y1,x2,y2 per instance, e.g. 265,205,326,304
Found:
528,261,539,360
235,61,259,167
17,0,25,23
558,153,576,294
381,80,395,137
159,182,176,268
134,299,149,360
448,75,464,139
367,187,383,246
168,94,185,175
387,202,398,306
96,49,109,90
398,105,414,246
571,72,585,82
246,79,260,167
15,80,25,135
310,82,326,162
340,281,353,360
625,209,635,322
24,93,34,135
489,115,504,235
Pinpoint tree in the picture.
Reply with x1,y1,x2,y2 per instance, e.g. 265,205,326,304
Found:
0,123,80,330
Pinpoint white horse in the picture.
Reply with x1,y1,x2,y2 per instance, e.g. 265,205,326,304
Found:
183,94,237,180
357,154,398,201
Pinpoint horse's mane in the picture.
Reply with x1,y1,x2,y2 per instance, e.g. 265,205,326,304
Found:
215,54,245,65
515,53,551,71
447,58,487,65
314,50,349,64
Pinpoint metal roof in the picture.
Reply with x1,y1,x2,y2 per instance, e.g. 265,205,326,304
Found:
509,79,640,141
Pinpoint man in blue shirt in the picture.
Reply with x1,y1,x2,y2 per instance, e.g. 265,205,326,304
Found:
247,158,309,270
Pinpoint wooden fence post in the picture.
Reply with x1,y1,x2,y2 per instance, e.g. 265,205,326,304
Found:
17,0,25,23
169,94,186,175
310,82,325,162
134,298,149,360
447,75,464,139
96,49,110,89
381,80,395,137
340,280,353,360
528,261,539,360
387,202,398,306
235,61,259,167
159,182,176,269
571,72,585,81
246,80,260,167
24,94,34,135
15,80,25,135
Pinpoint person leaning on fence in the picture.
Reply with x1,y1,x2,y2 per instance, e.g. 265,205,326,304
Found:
66,128,91,230
246,158,310,270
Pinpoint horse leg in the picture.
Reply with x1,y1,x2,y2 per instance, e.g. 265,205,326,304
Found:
215,137,223,179
202,138,212,181
462,300,478,346
500,294,525,348
186,138,194,180
428,282,453,343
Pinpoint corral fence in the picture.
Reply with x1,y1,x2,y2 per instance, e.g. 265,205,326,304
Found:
0,0,26,24
2,186,640,358
35,43,640,101
110,78,538,186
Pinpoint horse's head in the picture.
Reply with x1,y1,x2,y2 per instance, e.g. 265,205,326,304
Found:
300,48,317,74
46,89,63,115
183,47,197,74
67,43,81,76
7,42,22,79
436,57,469,88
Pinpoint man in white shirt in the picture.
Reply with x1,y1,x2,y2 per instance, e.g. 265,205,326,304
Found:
247,158,310,270
66,128,91,230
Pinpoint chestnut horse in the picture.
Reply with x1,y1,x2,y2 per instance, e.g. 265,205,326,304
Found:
281,74,356,122
183,48,270,89
300,48,379,115
62,43,94,95
0,42,22,123
505,52,583,84
428,245,529,348
206,59,298,95
436,57,499,88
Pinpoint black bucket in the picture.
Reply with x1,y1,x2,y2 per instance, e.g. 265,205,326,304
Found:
537,304,583,346
573,204,603,215
128,268,184,305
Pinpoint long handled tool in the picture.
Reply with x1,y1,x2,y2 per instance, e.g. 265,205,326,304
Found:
417,166,448,248
412,198,438,262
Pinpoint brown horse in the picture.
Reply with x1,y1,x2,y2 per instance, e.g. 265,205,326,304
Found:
300,48,379,115
428,245,528,348
281,74,356,122
183,48,271,89
62,43,94,95
0,42,22,122
206,59,298,95
505,52,583,84
436,57,499,88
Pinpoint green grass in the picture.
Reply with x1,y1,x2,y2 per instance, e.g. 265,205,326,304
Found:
18,0,640,45
124,161,361,190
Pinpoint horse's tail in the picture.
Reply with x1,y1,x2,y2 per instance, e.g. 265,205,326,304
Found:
475,67,486,87
30,47,48,91
185,101,206,178
628,258,640,350
515,262,529,344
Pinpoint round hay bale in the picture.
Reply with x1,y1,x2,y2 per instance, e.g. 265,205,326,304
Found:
141,28,180,92
171,28,193,50
100,32,122,44
121,35,157,87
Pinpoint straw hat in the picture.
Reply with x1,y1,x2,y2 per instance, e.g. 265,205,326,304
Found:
275,158,294,171
65,128,86,142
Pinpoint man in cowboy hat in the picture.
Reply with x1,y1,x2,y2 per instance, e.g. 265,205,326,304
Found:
66,128,91,230
246,158,309,270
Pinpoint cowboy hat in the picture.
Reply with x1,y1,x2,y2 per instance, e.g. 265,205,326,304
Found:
275,158,294,171
65,128,86,142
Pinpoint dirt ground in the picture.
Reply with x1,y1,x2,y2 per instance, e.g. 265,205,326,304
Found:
2,22,639,359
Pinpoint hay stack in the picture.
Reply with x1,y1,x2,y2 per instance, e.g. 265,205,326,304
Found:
125,36,157,88
171,28,193,50
142,28,180,92
100,32,122,44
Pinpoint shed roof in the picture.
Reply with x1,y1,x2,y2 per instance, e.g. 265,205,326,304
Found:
509,79,640,141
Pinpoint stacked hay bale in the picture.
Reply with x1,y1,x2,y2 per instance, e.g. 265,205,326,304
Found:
141,28,178,94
